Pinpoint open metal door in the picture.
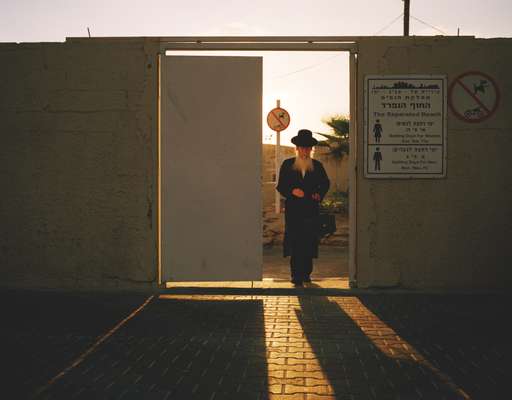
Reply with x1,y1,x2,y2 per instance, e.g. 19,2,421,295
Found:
161,55,262,281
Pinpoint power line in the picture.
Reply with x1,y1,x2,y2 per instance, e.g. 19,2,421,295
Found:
373,12,447,36
270,53,343,80
268,13,446,82
374,13,404,35
410,15,447,35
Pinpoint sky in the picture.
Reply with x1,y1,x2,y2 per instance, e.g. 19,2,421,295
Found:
2,0,511,146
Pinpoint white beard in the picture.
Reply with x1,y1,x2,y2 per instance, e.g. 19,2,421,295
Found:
292,156,314,177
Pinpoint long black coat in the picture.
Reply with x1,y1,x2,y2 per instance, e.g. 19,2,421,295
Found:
276,157,330,258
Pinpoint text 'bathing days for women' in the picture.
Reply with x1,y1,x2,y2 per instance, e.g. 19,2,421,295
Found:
364,75,447,179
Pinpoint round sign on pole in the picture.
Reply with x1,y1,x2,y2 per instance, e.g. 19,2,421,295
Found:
448,71,500,123
267,107,290,132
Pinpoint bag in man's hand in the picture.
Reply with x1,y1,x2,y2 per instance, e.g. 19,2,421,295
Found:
317,213,337,238
305,213,337,238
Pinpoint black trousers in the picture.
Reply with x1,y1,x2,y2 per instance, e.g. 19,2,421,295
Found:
288,217,317,283
290,254,313,282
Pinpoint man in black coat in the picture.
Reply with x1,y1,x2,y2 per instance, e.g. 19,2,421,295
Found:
276,129,330,287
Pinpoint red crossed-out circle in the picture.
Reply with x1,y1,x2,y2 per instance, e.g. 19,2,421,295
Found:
267,107,290,132
448,70,500,123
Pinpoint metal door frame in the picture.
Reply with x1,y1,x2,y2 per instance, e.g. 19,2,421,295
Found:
156,37,359,288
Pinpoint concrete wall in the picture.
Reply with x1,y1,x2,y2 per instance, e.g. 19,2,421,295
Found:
2,36,511,291
314,146,349,194
261,144,295,212
0,38,159,290
261,143,295,183
355,36,512,290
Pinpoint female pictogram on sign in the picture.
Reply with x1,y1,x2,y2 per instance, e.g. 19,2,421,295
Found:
448,71,500,123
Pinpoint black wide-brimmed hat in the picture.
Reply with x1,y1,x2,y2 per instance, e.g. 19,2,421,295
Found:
291,129,318,147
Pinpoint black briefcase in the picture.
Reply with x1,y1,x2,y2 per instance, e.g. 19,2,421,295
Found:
317,213,337,238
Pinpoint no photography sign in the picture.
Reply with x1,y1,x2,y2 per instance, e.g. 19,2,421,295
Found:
448,71,500,123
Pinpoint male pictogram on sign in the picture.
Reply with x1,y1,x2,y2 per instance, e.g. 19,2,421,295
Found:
373,147,382,171
373,119,383,143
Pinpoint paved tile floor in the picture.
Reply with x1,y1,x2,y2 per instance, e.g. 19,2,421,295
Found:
263,246,348,280
1,290,510,399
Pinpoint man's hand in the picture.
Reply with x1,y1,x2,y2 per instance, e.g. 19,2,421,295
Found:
311,193,321,201
292,188,305,198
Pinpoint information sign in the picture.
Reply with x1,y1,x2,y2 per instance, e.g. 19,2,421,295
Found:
364,75,447,178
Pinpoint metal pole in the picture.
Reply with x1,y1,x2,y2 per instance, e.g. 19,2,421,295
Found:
403,0,410,36
348,51,358,288
275,99,282,214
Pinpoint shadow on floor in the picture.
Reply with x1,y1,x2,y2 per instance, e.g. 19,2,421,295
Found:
36,296,268,400
357,294,511,399
0,290,148,400
296,293,477,399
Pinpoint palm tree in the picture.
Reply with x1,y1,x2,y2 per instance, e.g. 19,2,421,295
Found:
315,114,349,160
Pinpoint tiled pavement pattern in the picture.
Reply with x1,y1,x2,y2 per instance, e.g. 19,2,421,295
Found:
0,290,149,400
1,291,510,399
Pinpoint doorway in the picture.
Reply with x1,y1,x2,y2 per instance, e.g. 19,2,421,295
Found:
259,52,350,284
157,38,358,287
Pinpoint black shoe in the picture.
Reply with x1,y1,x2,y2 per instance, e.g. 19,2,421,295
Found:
303,277,312,283
291,280,303,287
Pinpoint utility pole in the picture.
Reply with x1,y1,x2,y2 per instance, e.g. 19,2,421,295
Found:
403,0,410,36
275,99,281,213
